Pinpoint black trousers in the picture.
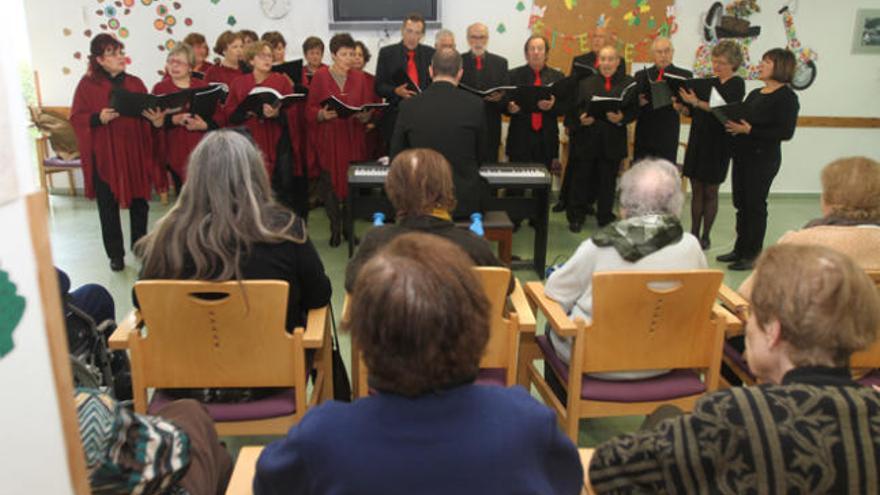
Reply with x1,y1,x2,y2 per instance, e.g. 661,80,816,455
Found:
731,148,781,259
94,169,148,260
567,153,618,227
508,129,554,168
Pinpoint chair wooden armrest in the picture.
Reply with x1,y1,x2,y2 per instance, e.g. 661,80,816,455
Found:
713,304,744,337
225,446,264,495
510,278,536,332
580,448,596,495
108,310,142,350
302,305,329,349
524,281,581,337
718,284,749,317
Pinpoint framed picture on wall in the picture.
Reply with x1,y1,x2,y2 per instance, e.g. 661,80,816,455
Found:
852,9,880,54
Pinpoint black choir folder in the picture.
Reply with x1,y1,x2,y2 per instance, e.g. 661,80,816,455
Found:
320,96,389,118
648,72,688,109
711,103,751,125
189,83,228,120
459,83,516,98
392,69,422,94
110,88,194,117
571,61,599,79
581,81,638,122
271,59,310,94
233,87,307,118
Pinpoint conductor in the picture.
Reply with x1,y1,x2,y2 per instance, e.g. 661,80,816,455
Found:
391,48,489,219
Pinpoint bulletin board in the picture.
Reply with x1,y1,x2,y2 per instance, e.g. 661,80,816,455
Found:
528,0,677,71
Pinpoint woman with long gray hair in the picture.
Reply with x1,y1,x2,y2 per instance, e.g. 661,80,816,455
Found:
135,129,332,333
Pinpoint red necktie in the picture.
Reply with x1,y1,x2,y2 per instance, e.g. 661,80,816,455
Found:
476,56,483,71
406,50,419,87
656,67,665,82
604,76,612,92
531,69,542,132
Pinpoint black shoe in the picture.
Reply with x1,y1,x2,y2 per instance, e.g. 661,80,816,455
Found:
329,230,342,247
700,236,711,250
110,257,124,272
728,258,755,271
552,202,566,213
568,222,583,233
716,251,739,262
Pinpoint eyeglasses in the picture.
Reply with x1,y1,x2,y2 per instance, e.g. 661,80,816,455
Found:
255,52,273,60
468,35,488,40
166,59,190,67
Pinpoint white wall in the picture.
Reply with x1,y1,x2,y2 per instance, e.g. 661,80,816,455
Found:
0,2,76,494
23,0,880,193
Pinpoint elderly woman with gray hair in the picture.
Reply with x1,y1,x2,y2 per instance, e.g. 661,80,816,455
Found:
543,158,707,379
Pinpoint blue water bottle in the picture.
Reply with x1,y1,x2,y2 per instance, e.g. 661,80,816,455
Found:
469,213,484,237
372,212,385,226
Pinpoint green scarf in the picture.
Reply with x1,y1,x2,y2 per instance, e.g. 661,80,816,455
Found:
591,214,684,262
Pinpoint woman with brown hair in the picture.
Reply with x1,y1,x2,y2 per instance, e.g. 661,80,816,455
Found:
306,33,373,246
182,32,213,75
255,233,583,494
737,156,880,297
723,48,801,270
679,40,745,250
70,34,160,271
205,30,243,86
222,41,293,180
344,148,506,292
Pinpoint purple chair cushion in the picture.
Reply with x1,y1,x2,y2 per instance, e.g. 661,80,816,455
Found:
857,370,880,388
475,367,507,387
44,157,82,168
723,341,756,381
535,335,706,403
148,388,296,421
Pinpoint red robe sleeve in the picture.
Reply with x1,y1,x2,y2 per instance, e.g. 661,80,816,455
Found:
70,76,99,199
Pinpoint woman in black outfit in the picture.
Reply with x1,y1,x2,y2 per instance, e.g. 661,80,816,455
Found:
721,48,800,270
679,41,745,249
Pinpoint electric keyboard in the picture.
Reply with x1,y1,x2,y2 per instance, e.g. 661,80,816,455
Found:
346,161,551,276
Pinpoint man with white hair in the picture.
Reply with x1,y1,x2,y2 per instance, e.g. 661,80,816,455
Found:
434,29,456,51
543,158,707,376
461,22,509,162
633,37,693,163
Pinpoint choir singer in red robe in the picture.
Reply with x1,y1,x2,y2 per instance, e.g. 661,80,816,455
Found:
222,40,292,180
206,31,243,87
306,33,373,247
70,34,160,272
152,43,220,192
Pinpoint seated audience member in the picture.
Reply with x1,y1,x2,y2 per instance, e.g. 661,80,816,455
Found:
57,268,114,324
134,130,331,401
76,388,231,494
255,233,584,495
344,148,507,292
544,158,706,378
588,244,880,493
738,156,880,298
135,129,330,332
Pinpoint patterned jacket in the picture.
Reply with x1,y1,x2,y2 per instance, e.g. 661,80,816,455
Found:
589,367,880,494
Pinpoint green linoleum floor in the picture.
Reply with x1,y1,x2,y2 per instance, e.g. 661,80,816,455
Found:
46,190,820,448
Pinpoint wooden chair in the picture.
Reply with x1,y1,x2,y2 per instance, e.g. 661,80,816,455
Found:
108,280,332,436
31,106,82,197
719,270,880,386
524,270,726,442
349,268,536,399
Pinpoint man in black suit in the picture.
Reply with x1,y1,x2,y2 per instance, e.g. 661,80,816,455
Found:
374,13,435,144
633,37,692,163
461,22,509,163
555,26,627,213
390,49,488,219
505,35,564,170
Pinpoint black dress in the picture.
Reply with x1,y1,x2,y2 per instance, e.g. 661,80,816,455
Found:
682,76,745,184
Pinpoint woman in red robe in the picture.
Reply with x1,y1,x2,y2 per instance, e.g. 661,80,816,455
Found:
287,36,327,214
182,32,214,76
70,34,161,272
306,33,373,246
205,30,243,87
353,40,385,159
152,43,220,192
222,41,292,180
